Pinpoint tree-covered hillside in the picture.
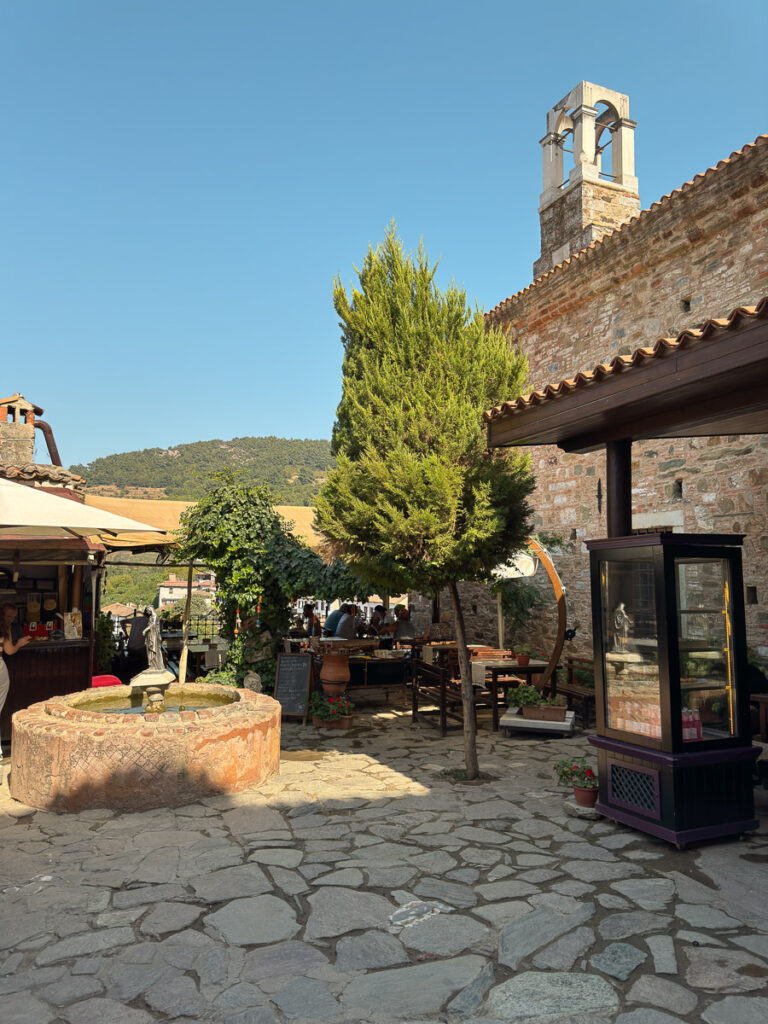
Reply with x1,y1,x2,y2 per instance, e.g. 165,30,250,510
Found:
71,436,334,505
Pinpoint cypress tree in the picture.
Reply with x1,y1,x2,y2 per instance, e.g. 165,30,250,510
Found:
316,226,534,777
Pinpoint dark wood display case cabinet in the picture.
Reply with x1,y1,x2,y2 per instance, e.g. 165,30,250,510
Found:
586,533,759,847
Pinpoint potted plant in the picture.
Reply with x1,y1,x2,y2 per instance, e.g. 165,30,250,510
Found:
507,683,567,721
309,691,355,729
515,644,533,667
554,757,599,807
506,683,540,714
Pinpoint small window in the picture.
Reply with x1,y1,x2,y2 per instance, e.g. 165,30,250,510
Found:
746,586,758,605
681,297,692,313
673,479,684,499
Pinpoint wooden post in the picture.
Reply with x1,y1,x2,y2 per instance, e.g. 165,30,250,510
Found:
606,439,633,538
527,536,566,694
497,592,505,650
178,562,194,683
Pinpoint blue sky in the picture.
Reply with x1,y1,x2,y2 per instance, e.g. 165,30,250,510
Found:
3,0,766,467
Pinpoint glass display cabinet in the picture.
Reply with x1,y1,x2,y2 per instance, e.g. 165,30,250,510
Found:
587,533,759,846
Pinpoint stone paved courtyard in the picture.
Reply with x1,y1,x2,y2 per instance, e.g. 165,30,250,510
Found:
1,709,767,1024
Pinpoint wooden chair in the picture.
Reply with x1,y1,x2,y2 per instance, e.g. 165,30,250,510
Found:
411,658,503,736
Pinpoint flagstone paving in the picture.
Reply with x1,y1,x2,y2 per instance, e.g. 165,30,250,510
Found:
1,707,767,1023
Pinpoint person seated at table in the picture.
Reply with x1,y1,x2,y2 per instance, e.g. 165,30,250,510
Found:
370,604,393,634
382,606,415,642
334,604,357,639
422,612,454,643
322,604,346,636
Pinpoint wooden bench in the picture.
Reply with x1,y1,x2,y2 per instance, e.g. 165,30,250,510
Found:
547,655,596,726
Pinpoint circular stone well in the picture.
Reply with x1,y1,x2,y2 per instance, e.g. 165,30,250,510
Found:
10,684,281,812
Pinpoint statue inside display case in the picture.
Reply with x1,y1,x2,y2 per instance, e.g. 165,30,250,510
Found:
613,602,631,650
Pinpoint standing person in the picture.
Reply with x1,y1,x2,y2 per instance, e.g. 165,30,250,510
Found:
303,603,322,637
1,603,31,742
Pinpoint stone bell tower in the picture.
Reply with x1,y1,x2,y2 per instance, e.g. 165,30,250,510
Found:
533,82,641,279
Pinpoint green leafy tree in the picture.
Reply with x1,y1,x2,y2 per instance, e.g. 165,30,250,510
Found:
161,593,211,626
102,561,165,608
316,227,534,777
177,473,364,689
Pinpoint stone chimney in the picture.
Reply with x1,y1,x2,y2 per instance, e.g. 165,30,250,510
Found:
0,394,38,465
533,82,641,279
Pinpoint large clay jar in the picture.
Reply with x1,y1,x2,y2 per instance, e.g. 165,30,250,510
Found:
319,652,350,697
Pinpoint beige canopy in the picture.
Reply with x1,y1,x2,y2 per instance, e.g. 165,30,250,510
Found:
0,478,165,540
84,494,323,551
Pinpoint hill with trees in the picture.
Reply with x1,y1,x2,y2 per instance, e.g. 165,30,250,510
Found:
70,436,334,505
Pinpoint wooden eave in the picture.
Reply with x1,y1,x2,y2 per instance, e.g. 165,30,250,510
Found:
486,307,768,453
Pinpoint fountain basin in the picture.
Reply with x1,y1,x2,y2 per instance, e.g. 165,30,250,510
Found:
10,683,281,812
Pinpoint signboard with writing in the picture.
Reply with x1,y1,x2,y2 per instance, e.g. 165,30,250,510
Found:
274,653,313,722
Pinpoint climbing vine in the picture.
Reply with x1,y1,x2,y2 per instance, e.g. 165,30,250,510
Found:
177,473,363,690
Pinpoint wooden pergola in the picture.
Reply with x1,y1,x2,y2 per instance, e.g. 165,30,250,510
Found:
484,299,768,536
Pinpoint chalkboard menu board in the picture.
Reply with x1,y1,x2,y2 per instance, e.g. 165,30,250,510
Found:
274,653,313,721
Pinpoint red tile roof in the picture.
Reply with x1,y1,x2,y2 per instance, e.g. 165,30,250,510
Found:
483,297,768,424
0,464,85,490
486,134,768,323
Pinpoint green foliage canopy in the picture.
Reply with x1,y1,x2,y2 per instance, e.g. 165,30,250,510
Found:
176,473,364,688
316,226,535,777
161,593,211,626
102,557,165,609
316,227,535,595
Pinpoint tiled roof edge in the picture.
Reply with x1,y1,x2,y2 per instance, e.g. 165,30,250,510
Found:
483,297,768,422
0,463,86,489
486,134,768,322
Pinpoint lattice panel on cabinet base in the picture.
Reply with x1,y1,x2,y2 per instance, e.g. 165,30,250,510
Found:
607,760,660,818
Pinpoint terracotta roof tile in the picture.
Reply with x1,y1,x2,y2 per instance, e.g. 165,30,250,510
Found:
483,297,768,423
0,463,85,490
486,134,768,323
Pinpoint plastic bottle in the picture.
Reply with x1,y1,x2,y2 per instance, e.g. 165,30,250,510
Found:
693,708,702,741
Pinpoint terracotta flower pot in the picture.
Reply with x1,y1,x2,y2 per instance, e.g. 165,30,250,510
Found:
522,705,567,721
573,784,598,807
516,654,530,666
328,715,354,730
313,715,353,729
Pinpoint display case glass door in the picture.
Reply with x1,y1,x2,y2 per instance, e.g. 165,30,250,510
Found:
599,559,662,741
675,557,737,741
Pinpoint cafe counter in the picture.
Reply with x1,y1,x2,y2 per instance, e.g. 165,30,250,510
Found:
1,638,94,741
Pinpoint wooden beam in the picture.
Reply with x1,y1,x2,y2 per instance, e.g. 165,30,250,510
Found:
606,440,632,537
487,319,768,450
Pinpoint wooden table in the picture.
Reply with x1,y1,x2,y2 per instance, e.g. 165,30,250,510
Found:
470,659,548,732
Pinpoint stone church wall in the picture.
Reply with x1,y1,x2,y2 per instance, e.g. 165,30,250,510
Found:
412,137,768,662
488,136,768,662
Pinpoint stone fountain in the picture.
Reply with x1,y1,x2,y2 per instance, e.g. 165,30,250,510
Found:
9,611,281,812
